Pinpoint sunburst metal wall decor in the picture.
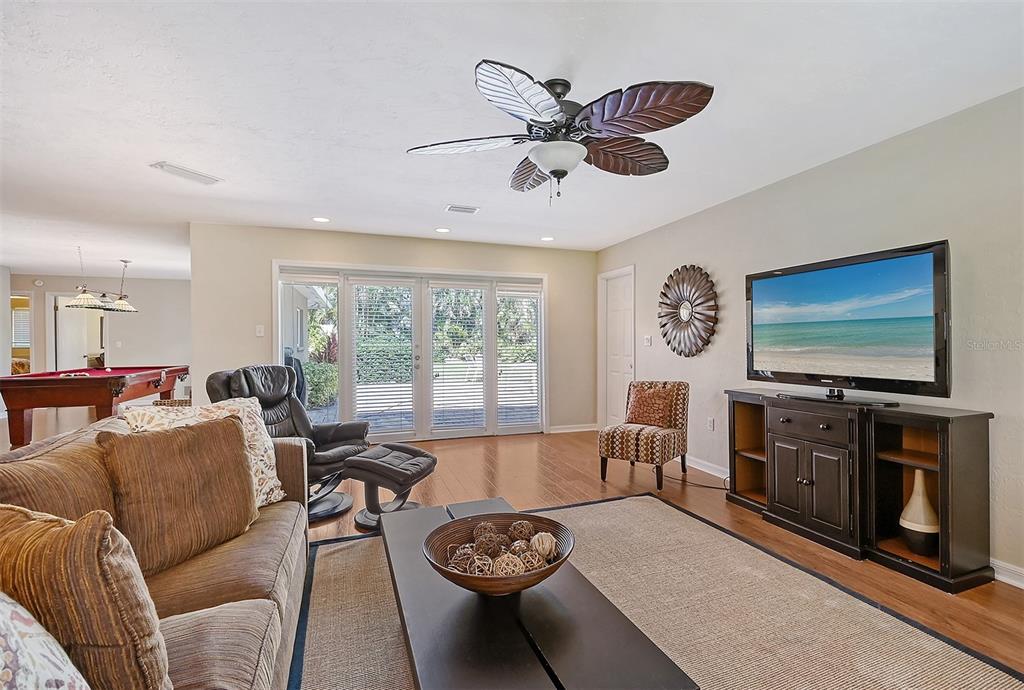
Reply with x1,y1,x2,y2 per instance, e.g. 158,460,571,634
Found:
657,265,718,357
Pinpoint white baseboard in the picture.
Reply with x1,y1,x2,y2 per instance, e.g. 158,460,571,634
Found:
992,558,1024,590
682,454,729,479
547,424,597,434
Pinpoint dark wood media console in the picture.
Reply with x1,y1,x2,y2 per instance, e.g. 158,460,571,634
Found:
725,388,994,592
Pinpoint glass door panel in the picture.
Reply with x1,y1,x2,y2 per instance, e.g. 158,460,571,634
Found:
497,291,541,428
431,285,486,431
279,280,339,424
351,283,415,433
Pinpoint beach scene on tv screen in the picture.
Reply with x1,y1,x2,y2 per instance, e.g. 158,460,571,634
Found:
751,253,935,382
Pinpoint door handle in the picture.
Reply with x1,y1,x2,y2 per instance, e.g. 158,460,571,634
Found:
797,478,814,486
779,416,791,424
819,423,831,431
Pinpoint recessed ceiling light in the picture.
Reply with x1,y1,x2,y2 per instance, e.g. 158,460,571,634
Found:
540,237,555,242
149,161,222,185
435,227,451,233
312,217,331,223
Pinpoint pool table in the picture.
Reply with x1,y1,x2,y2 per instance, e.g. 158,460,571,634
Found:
0,366,189,448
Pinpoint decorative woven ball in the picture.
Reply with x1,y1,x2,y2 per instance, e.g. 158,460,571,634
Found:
473,531,502,558
494,533,511,550
473,521,498,540
447,551,473,573
468,554,493,576
509,539,531,557
520,550,545,572
508,520,536,542
448,542,474,561
530,532,557,561
492,552,526,577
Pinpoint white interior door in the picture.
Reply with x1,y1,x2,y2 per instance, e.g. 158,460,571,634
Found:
54,296,102,369
605,273,634,426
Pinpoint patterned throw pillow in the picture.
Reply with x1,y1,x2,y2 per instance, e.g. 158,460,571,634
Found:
625,387,675,427
0,592,91,690
125,397,285,507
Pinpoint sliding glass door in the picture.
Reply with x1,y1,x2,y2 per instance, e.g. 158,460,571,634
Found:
279,271,542,441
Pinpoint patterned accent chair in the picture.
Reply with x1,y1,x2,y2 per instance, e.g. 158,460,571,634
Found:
598,380,689,490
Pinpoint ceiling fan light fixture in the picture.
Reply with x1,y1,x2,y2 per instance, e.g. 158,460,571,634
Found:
528,141,587,179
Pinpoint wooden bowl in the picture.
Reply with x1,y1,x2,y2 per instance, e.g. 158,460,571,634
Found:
423,513,574,596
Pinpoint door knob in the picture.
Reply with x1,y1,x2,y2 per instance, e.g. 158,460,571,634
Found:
779,416,791,424
819,423,831,431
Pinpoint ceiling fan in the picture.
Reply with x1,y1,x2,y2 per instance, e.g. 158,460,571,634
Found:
408,59,714,196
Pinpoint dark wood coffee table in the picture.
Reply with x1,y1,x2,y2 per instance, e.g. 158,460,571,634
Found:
380,497,698,689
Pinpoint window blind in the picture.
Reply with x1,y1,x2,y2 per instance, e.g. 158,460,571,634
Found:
12,309,30,347
352,283,415,433
431,286,486,429
497,292,540,426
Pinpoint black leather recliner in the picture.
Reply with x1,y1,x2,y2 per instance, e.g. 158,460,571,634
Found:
206,365,369,521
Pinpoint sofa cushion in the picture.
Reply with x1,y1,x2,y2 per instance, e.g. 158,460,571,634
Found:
161,599,281,690
125,397,286,507
0,505,171,690
0,417,127,520
0,591,91,690
145,500,306,620
97,416,259,576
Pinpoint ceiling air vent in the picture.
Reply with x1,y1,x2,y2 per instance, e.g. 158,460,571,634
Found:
149,161,223,185
445,204,480,215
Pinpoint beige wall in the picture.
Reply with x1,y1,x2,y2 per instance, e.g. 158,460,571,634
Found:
598,90,1024,571
0,267,10,413
188,224,598,428
10,275,192,388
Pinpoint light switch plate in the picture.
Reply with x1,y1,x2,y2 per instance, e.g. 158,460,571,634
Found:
255,325,265,337
643,335,653,347
706,417,715,432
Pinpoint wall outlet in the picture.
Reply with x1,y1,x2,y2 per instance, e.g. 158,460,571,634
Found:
643,335,653,347
255,325,265,337
706,416,715,432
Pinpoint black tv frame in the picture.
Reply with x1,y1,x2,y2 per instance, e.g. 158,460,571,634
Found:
746,240,951,398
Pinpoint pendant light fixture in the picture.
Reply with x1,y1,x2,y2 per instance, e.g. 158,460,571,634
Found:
63,249,138,313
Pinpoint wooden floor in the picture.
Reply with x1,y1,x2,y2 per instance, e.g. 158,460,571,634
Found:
6,409,1023,673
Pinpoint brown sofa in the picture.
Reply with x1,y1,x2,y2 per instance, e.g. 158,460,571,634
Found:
0,417,309,690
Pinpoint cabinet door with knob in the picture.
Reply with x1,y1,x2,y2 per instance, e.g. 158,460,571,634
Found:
804,442,849,540
767,434,804,523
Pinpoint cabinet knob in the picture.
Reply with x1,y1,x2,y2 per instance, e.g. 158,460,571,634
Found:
779,416,791,424
819,423,831,431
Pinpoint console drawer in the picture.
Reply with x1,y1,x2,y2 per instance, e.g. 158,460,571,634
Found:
768,408,849,445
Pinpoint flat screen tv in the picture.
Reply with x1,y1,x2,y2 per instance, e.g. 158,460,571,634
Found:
746,240,950,398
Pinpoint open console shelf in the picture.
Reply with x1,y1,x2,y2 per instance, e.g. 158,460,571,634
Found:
726,393,768,511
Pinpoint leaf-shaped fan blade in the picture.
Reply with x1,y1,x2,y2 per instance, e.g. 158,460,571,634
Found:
585,137,668,176
407,134,530,155
576,82,713,138
475,60,565,126
509,156,549,192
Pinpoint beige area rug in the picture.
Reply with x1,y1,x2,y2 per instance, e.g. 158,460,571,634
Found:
291,496,1023,690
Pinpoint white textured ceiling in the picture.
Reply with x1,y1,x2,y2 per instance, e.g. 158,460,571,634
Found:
1,1,1022,279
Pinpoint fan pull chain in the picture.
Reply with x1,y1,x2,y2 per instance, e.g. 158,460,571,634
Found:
556,178,562,198
548,178,553,206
